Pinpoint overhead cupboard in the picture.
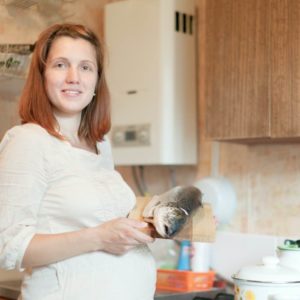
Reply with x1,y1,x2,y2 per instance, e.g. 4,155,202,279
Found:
205,0,300,142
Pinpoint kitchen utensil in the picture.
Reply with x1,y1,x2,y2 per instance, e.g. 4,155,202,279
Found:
278,239,300,273
232,256,300,300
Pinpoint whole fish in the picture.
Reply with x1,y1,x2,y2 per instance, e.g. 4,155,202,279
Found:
142,186,203,238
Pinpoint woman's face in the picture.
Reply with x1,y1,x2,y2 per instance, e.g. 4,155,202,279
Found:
44,36,98,118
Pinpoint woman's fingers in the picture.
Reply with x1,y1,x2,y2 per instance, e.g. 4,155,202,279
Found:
93,217,155,255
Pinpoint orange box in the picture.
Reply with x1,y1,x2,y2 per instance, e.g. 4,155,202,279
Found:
156,269,215,292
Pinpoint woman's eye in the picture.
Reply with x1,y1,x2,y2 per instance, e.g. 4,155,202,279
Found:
81,64,93,71
54,62,66,69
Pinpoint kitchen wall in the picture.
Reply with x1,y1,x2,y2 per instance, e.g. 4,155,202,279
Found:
0,0,300,238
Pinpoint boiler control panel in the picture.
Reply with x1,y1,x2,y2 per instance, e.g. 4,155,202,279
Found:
111,124,151,147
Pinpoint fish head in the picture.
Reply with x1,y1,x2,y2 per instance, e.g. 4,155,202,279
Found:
153,206,188,238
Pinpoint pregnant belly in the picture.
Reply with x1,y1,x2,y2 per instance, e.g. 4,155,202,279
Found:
57,245,157,300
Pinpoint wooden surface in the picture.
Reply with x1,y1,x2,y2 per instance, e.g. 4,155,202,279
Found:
205,0,270,140
128,197,216,242
270,0,300,138
205,0,300,141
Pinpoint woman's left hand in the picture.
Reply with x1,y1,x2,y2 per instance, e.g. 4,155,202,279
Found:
89,217,155,255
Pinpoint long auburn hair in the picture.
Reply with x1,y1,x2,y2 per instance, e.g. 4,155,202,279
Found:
19,23,111,146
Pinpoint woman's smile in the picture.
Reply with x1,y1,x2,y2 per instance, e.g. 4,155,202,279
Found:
61,89,82,96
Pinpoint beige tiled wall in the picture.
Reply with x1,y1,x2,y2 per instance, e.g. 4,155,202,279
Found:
1,0,300,239
220,142,300,237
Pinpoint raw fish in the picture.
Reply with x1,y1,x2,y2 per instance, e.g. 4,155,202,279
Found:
142,186,202,238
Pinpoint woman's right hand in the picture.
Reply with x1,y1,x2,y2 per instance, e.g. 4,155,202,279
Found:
92,217,155,255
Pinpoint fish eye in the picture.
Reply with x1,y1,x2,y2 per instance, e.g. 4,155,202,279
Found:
164,225,170,236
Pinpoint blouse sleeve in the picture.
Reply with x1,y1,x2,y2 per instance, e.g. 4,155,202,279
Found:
0,125,48,271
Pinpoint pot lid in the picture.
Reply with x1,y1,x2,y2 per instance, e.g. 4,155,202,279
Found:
233,256,300,283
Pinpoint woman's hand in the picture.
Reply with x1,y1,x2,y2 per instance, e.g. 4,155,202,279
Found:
92,217,155,255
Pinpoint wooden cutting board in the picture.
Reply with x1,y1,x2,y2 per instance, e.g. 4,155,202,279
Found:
128,197,216,242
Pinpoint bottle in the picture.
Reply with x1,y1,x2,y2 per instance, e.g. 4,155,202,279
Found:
149,239,179,270
177,240,191,270
191,242,211,272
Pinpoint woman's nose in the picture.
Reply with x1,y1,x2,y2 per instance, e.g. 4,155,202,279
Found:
66,66,79,83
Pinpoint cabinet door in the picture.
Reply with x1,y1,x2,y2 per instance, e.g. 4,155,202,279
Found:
270,0,300,138
205,0,270,140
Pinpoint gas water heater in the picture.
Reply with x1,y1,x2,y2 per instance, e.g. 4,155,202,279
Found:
104,0,197,165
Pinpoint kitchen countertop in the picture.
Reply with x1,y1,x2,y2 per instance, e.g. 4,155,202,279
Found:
155,288,224,299
0,280,224,300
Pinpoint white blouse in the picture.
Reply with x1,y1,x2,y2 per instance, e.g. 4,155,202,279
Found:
0,123,156,300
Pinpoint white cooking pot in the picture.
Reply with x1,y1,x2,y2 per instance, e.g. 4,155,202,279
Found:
278,244,300,273
232,256,300,300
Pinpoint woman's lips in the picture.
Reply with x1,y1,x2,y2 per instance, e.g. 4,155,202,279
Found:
61,89,82,96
